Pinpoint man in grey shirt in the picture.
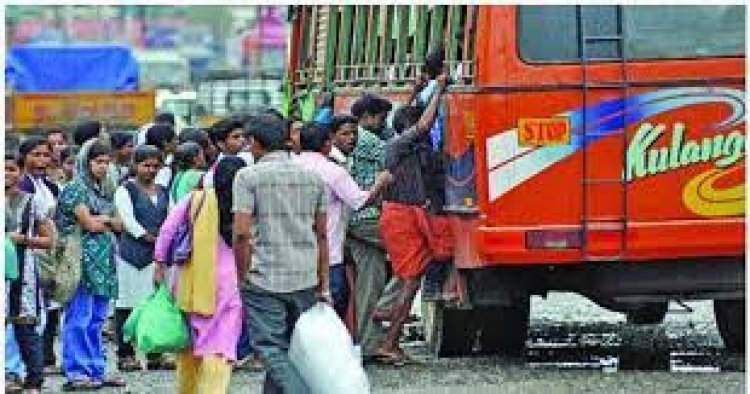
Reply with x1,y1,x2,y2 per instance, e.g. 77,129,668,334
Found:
233,115,330,393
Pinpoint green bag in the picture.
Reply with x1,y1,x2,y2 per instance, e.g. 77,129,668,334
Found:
124,284,190,354
5,235,19,281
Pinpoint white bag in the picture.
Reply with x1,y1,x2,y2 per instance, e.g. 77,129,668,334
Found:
289,302,370,394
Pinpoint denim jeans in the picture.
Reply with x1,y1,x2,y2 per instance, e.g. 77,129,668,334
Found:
13,323,45,389
236,309,254,361
243,283,315,394
329,264,350,319
6,324,26,379
62,286,110,382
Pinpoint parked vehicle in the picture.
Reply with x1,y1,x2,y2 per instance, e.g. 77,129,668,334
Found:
6,44,155,132
289,5,745,356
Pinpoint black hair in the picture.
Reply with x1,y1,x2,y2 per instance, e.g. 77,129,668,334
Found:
173,142,202,171
331,115,358,134
18,136,50,165
87,141,112,163
209,116,245,145
214,157,247,246
60,145,79,163
111,131,134,150
145,123,176,150
299,122,331,153
425,44,445,79
73,120,102,146
351,94,392,118
5,150,20,164
392,105,424,134
155,112,176,126
262,108,286,121
246,115,287,152
133,144,162,164
178,128,211,151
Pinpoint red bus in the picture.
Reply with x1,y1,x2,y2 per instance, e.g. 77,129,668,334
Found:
289,5,745,356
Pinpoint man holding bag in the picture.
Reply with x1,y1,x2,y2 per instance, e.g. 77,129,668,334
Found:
233,115,331,394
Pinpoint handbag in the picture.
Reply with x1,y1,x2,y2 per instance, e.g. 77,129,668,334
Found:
165,191,206,266
48,227,83,304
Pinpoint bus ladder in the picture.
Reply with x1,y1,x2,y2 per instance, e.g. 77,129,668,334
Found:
577,5,629,262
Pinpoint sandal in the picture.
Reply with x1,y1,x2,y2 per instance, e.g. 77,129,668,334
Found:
117,357,141,372
62,380,102,392
98,376,126,388
373,348,411,367
147,358,176,371
5,378,24,393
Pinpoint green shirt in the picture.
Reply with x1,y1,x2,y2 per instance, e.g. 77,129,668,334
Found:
348,127,385,224
171,169,205,204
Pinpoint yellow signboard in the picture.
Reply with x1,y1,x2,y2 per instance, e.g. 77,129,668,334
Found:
518,117,572,147
11,91,155,130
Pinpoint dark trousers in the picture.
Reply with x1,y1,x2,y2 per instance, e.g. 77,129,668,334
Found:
236,309,253,361
243,283,315,394
329,264,350,319
14,323,45,389
114,309,135,359
42,308,60,367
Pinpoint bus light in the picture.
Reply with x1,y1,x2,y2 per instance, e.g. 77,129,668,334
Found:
526,230,582,250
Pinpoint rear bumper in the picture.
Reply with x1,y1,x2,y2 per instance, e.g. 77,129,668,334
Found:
464,256,745,307
454,218,744,268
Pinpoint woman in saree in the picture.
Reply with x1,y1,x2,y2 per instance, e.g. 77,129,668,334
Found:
154,157,246,394
55,139,126,391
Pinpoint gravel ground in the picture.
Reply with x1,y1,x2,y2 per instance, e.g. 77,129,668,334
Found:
41,293,744,393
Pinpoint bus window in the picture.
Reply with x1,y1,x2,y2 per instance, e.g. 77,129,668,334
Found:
293,5,477,90
624,6,745,59
518,5,745,63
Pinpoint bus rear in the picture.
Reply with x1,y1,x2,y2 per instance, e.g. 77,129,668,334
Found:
288,5,745,357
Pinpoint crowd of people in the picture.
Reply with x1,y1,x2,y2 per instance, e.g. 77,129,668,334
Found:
4,70,452,393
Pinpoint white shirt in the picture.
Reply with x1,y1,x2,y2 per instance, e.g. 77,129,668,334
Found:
114,184,159,239
154,155,174,189
30,177,56,220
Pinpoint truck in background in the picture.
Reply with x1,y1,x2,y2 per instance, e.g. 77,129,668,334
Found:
6,44,155,136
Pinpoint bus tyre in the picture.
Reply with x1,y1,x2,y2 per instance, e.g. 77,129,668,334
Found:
714,299,745,353
476,300,530,356
626,302,669,325
422,300,476,357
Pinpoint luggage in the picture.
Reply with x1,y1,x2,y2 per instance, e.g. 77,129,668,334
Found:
289,302,369,394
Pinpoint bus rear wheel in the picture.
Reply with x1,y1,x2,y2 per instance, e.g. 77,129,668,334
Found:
714,299,745,353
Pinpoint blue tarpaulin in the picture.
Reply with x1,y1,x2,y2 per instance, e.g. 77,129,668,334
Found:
6,44,139,92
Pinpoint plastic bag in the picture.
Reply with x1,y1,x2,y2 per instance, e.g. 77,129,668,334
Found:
123,284,190,354
289,302,369,394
